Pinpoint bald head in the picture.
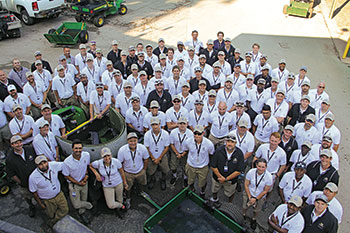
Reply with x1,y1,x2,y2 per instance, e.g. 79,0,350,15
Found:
218,101,227,115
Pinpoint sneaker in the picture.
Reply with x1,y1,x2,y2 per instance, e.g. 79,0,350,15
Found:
125,198,131,209
209,197,221,208
160,179,166,191
183,178,188,188
251,219,257,230
170,176,178,185
28,205,36,218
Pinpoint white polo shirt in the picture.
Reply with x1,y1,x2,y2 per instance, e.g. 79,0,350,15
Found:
245,168,273,198
156,63,172,78
0,100,7,128
230,111,251,130
250,52,262,64
217,88,239,111
185,39,204,54
62,151,90,182
239,60,256,75
115,92,139,117
166,77,187,96
184,56,199,77
118,143,149,174
271,67,289,82
288,90,308,104
101,69,116,87
230,129,255,155
94,57,108,74
289,149,318,170
295,75,311,89
279,171,313,201
33,69,52,91
144,129,170,159
192,90,208,104
126,75,140,89
293,123,319,149
145,54,159,68
248,90,269,113
34,115,65,137
255,144,286,174
166,106,189,124
188,109,209,128
135,82,153,106
90,90,111,114
29,162,63,199
206,72,226,87
209,111,233,138
170,128,194,154
33,132,58,161
269,204,305,233
199,64,213,80
179,67,191,81
75,53,88,71
4,93,31,113
238,84,257,103
91,158,123,188
143,111,166,129
52,74,75,99
203,101,218,114
109,79,125,99
81,65,101,84
314,108,333,128
266,98,289,118
228,73,246,90
76,81,96,103
179,93,195,112
23,80,46,105
306,191,343,224
316,124,341,145
262,88,277,100
253,114,279,143
9,115,35,144
54,64,78,81
309,89,329,109
184,137,215,168
125,106,148,132
310,144,339,170
278,81,297,100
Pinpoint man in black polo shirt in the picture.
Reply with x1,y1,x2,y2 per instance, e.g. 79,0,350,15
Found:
30,51,53,74
189,67,211,93
152,38,168,58
306,149,339,191
145,80,173,112
6,135,37,217
301,194,338,233
287,95,315,126
0,70,22,101
279,125,298,162
107,40,122,65
210,132,244,204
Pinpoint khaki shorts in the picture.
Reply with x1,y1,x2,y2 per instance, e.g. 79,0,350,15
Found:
254,136,266,152
0,124,11,142
211,177,236,197
125,169,147,191
242,191,265,213
208,133,225,147
169,149,187,171
185,163,208,188
147,156,170,176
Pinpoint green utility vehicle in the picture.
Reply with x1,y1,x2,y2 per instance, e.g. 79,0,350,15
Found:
44,22,89,45
283,0,314,18
70,0,128,27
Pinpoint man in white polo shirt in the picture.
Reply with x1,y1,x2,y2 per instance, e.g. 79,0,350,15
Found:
135,71,153,106
33,120,59,161
188,99,209,131
179,82,195,112
52,65,78,107
125,96,148,137
269,196,305,233
62,139,92,223
115,81,139,117
169,117,193,186
208,101,233,147
289,141,317,170
266,89,289,126
4,84,31,118
184,125,215,197
109,70,125,105
143,100,166,131
144,117,170,190
217,76,239,112
310,135,339,170
166,94,189,131
231,119,255,162
294,114,319,148
75,44,88,73
101,60,116,88
9,104,35,145
230,101,251,131
279,162,312,203
29,155,68,228
76,73,96,115
34,104,66,138
316,113,340,152
309,81,329,109
89,82,111,121
80,55,101,84
118,133,149,209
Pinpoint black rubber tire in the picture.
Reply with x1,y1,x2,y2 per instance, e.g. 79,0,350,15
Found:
79,30,89,43
93,15,104,27
48,28,56,34
218,202,244,226
9,29,21,38
20,10,34,25
75,15,82,22
118,4,128,15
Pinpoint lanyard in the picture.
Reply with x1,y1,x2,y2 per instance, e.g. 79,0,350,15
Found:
194,111,202,125
42,135,54,154
322,126,329,137
285,82,294,93
207,102,216,113
39,169,52,183
115,83,122,94
256,91,263,102
270,89,275,98
197,92,206,101
252,53,258,62
218,115,225,129
317,109,329,123
195,142,202,157
224,89,233,101
37,71,46,84
297,152,309,163
130,149,137,163
182,96,189,107
98,94,104,112
124,96,131,108
60,78,66,89
12,96,21,105
188,58,194,67
291,179,302,193
274,101,282,114
96,58,102,67
236,131,247,147
213,72,221,84
133,111,142,124
315,93,322,102
103,162,112,181
83,84,88,97
151,131,162,147
178,133,187,146
81,54,87,64
267,149,275,162
88,67,95,77
297,78,304,87
261,118,269,130
255,171,266,190
245,63,250,72
233,75,239,86
174,79,179,90
281,211,298,227
278,70,284,80
173,110,181,121
14,117,24,132
235,113,243,125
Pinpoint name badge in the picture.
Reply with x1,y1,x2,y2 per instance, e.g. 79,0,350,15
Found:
224,166,228,172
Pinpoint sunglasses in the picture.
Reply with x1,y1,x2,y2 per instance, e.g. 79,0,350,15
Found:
318,86,325,89
173,100,181,103
194,132,202,135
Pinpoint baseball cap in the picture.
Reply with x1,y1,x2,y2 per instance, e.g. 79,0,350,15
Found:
39,120,50,128
155,79,164,85
35,60,42,66
262,104,271,111
194,66,203,72
238,119,249,128
218,51,225,56
129,46,135,51
207,39,214,45
121,50,127,56
261,65,269,70
96,82,104,88
234,48,241,54
26,71,33,78
112,70,121,76
187,46,195,51
106,60,113,66
260,54,267,59
271,76,279,83
213,61,221,68
279,59,286,64
325,113,334,121
300,66,308,72
178,116,188,124
182,82,190,88
150,100,159,108
284,125,294,133
257,78,266,85
320,149,332,158
302,141,312,149
288,72,295,79
193,125,204,133
79,44,86,49
225,76,234,83
234,64,241,68
41,104,51,111
112,40,119,45
194,99,204,105
235,101,244,107
315,194,328,204
246,74,254,80
301,95,310,102
245,52,252,57
59,55,66,61
288,196,303,207
173,95,181,101
34,51,41,56
177,41,184,46
7,84,16,92
199,80,206,86
131,64,138,70
208,89,216,97
177,56,185,62
100,147,112,157
276,89,285,96
138,51,145,56
57,64,64,71
158,38,164,43
123,81,132,88
10,135,22,144
12,104,22,112
90,41,96,45
301,79,311,87
139,70,147,76
159,53,167,59
294,161,307,170
321,99,330,105
225,132,237,142
150,117,160,125
305,114,316,123
145,44,153,48
86,55,94,61
96,48,102,53
127,132,138,140
35,155,48,165
324,182,338,193
322,135,332,142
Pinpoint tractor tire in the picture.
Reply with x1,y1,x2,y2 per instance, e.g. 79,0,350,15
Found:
48,28,56,34
119,4,128,15
0,184,10,196
93,15,105,27
218,203,244,226
79,30,89,43
283,5,288,14
308,8,313,18
20,10,34,25
9,29,21,38
75,15,82,22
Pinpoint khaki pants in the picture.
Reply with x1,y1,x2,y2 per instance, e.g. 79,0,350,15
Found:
31,105,42,120
185,164,208,188
80,102,90,118
42,191,69,226
211,177,236,197
125,169,147,191
169,149,187,172
208,133,225,148
60,95,79,107
47,90,57,107
68,182,91,214
242,191,265,214
147,156,170,176
254,136,266,153
103,183,124,209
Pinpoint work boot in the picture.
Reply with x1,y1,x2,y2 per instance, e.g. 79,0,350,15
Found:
147,176,155,190
183,178,188,188
170,173,178,185
160,179,166,191
251,219,257,230
28,205,36,217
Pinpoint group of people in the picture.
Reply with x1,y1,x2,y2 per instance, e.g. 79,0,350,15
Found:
2,30,342,232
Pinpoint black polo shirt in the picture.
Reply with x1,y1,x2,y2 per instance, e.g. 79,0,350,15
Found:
210,145,244,184
189,77,211,93
127,55,138,64
301,205,338,233
287,103,315,126
145,89,173,112
279,135,298,162
31,60,53,74
153,47,168,58
199,48,218,66
254,74,272,89
219,45,235,60
6,146,37,188
137,61,154,78
114,60,132,79
306,161,339,191
0,79,22,101
107,49,122,64
227,56,244,73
